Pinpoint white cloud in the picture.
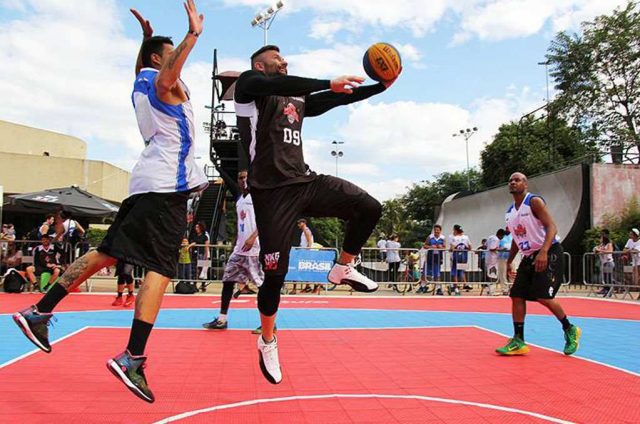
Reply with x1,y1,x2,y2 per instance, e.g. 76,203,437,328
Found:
224,0,450,37
227,0,629,44
453,0,629,43
294,86,542,201
0,0,143,168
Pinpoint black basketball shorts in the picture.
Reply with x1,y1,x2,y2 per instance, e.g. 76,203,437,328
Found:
98,191,188,279
251,174,371,276
510,243,564,301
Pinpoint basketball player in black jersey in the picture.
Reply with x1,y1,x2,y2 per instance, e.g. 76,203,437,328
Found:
234,45,399,384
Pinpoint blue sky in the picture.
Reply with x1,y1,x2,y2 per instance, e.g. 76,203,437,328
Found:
0,0,626,199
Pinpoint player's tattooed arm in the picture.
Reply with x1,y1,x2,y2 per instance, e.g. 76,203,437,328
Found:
155,0,202,102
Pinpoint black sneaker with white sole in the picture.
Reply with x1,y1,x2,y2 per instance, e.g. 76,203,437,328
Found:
107,350,155,403
13,305,54,353
328,263,378,292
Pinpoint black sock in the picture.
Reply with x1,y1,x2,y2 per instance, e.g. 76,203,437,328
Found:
127,319,154,356
117,292,123,298
559,316,571,331
514,322,525,340
127,290,133,295
36,284,68,313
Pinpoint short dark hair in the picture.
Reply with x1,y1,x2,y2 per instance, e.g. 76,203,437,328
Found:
251,44,280,66
60,210,72,220
601,228,610,235
496,228,505,237
196,221,207,232
433,224,442,230
297,218,307,225
141,36,173,68
453,224,462,232
45,214,55,220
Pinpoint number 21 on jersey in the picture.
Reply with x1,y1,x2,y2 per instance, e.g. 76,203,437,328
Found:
283,128,301,146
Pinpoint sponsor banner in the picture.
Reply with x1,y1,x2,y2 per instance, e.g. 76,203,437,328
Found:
285,248,336,283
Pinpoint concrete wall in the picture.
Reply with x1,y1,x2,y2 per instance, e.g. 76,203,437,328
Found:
0,120,86,159
591,163,640,227
0,120,129,203
0,153,129,203
436,165,588,250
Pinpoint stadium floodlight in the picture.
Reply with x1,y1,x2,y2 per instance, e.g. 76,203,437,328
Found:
452,127,478,190
250,1,285,45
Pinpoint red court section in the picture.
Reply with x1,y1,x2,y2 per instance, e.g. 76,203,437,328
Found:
1,327,638,423
1,293,638,320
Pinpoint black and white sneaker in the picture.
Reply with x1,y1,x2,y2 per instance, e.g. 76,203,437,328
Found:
328,263,378,293
257,335,282,384
202,318,228,330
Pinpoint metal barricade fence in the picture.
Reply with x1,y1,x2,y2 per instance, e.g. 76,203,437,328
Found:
582,251,639,299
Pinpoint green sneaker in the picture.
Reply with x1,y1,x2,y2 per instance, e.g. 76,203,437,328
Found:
496,336,530,356
563,325,581,356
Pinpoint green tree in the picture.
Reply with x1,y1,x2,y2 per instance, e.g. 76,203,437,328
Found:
480,116,598,187
375,169,485,247
547,1,640,161
309,217,344,248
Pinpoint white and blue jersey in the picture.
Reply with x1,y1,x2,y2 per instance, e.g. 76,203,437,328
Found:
233,193,260,257
505,192,558,257
129,68,207,196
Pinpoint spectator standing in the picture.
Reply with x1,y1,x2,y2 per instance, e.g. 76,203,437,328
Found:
497,228,513,294
478,238,488,282
484,229,505,296
420,225,446,295
377,233,387,261
386,234,402,287
1,223,16,241
58,211,86,265
594,232,614,295
448,224,472,295
189,221,210,291
112,262,136,307
291,218,315,294
623,228,640,287
37,214,57,239
178,238,194,288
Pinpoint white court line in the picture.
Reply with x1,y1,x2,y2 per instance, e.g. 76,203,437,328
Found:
0,326,89,370
153,393,575,424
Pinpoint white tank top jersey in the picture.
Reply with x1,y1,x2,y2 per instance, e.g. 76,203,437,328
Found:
505,192,558,257
129,68,208,196
300,228,314,248
233,193,260,257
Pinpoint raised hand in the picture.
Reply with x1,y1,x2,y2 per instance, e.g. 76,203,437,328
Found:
184,0,204,36
330,75,365,94
130,8,153,39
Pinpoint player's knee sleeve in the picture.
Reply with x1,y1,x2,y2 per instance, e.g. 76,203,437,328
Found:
258,274,285,317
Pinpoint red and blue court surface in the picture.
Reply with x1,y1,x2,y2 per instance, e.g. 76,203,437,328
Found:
1,293,639,423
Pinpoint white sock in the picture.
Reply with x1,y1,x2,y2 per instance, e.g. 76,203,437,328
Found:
218,314,227,322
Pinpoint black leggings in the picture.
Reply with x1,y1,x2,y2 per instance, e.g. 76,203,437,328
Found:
220,281,235,315
258,275,285,317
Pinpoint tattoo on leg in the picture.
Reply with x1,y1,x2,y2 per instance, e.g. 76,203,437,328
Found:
58,255,91,289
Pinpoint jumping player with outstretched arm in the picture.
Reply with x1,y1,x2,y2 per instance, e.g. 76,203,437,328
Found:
234,45,399,384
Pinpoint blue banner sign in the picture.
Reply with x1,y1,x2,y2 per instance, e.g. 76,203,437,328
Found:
285,248,337,283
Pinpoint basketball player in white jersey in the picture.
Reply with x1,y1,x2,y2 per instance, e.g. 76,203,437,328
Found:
13,1,207,403
496,172,581,356
203,170,264,329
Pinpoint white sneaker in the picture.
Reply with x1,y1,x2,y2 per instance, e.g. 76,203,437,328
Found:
328,263,379,293
257,335,282,384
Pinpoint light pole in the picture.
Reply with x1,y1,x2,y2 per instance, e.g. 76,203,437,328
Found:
452,127,478,190
537,60,550,104
331,140,344,177
250,1,285,46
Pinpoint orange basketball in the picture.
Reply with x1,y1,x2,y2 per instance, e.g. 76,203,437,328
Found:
362,43,402,82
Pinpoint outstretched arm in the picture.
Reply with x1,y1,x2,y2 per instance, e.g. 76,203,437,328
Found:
155,0,203,103
305,83,385,117
235,72,368,100
131,8,153,75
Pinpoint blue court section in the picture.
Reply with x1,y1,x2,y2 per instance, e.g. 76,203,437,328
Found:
2,308,638,374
